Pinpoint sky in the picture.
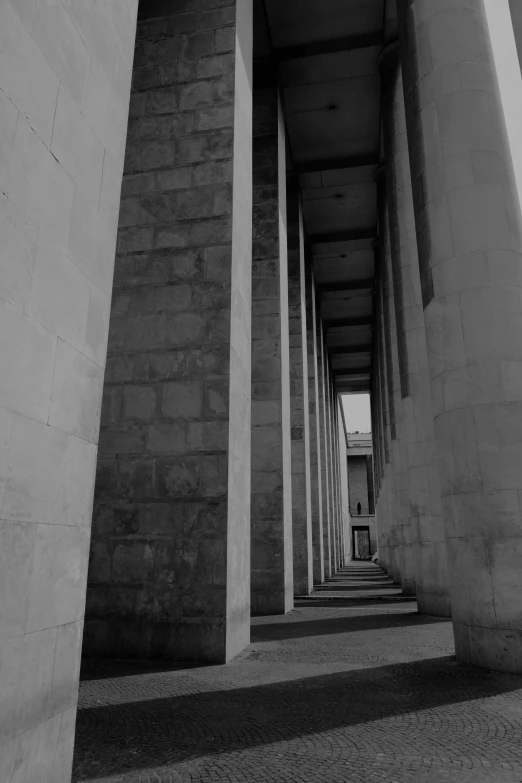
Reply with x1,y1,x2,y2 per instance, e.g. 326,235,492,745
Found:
341,393,372,434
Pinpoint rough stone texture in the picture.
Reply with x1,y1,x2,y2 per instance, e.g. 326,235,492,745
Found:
86,0,254,664
251,85,293,616
383,57,450,616
287,183,313,597
316,325,333,579
305,265,324,585
0,0,138,778
72,568,522,783
400,0,522,670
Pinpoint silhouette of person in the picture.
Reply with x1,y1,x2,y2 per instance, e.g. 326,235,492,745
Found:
357,502,362,515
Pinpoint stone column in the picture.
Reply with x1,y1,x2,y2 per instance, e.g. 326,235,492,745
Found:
384,199,416,595
376,180,402,583
331,377,341,570
333,398,345,568
399,0,522,670
324,358,338,574
374,270,392,571
287,181,313,596
87,0,254,662
371,354,384,562
251,84,293,615
306,265,325,585
0,0,138,775
382,44,450,615
338,400,350,563
317,319,333,578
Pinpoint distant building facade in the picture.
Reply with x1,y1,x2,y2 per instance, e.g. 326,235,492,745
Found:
346,433,377,560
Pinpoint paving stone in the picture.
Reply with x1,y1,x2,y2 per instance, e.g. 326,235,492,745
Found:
73,566,522,782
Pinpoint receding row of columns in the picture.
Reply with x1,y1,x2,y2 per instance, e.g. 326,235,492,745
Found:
373,0,522,673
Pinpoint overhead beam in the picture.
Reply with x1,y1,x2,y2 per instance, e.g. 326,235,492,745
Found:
274,32,382,62
296,154,379,174
323,316,373,328
310,229,376,245
334,368,371,376
318,278,374,293
328,344,373,355
337,389,370,394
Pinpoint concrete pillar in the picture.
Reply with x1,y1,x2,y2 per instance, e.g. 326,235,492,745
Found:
367,455,376,515
371,365,385,561
374,273,392,571
382,183,417,594
305,265,325,585
399,0,522,670
376,194,402,583
86,0,254,662
287,182,313,596
338,400,350,563
251,84,293,615
324,359,338,574
334,400,346,567
0,0,138,776
316,320,333,577
383,45,450,615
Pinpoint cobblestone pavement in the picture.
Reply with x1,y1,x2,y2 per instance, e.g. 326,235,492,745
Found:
73,565,522,783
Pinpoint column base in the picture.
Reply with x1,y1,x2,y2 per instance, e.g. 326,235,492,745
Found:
417,591,451,618
401,579,416,596
82,618,249,664
294,580,313,597
251,589,293,617
454,622,522,673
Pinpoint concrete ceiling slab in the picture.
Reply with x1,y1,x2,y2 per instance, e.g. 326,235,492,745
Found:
279,45,380,88
264,0,384,48
313,247,375,284
302,182,376,235
284,73,380,163
260,0,385,386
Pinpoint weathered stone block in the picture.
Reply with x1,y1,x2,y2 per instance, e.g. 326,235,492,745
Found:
124,139,176,173
98,425,146,456
179,79,214,110
183,30,215,58
186,420,229,451
112,542,156,584
108,313,166,352
118,458,156,498
197,52,235,78
146,422,186,453
203,379,230,418
215,25,235,53
158,454,227,498
162,381,203,419
105,354,150,383
165,311,205,347
123,385,158,420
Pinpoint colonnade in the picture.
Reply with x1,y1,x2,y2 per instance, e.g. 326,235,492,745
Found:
5,0,522,777
85,0,522,674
